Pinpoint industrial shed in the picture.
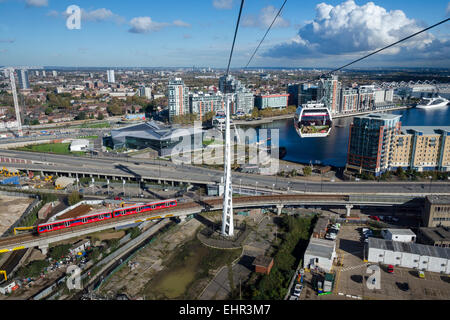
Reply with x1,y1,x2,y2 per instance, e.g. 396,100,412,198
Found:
368,238,450,274
381,229,416,243
304,238,336,273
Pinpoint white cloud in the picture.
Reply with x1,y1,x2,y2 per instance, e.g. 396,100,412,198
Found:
173,20,191,28
128,17,170,33
213,0,233,10
264,0,445,64
243,5,290,29
82,8,124,24
25,0,48,7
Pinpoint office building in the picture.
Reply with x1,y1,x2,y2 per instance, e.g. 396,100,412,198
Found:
422,195,450,228
287,84,300,106
346,113,402,175
418,226,450,247
219,74,243,93
358,86,375,111
138,86,152,99
189,92,224,121
42,70,46,77
52,70,57,77
340,88,359,113
255,94,289,110
107,69,115,83
235,91,254,114
319,75,341,114
168,78,189,120
17,69,30,90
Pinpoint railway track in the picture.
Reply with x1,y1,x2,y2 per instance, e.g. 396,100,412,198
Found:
0,194,354,249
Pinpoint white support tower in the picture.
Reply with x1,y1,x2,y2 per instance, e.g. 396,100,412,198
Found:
221,94,234,237
7,68,23,137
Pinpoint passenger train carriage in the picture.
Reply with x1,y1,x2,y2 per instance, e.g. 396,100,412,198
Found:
37,199,177,234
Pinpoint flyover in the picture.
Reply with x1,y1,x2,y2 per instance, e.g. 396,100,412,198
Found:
0,194,424,254
0,149,449,195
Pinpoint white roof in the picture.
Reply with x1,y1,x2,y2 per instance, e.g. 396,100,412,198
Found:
385,229,416,236
70,139,89,147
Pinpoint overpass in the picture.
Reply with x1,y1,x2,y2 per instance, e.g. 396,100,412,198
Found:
0,194,423,254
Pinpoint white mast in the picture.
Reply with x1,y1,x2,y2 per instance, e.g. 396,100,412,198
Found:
221,93,234,237
8,68,23,137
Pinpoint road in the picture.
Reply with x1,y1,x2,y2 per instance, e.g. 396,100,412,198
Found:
0,149,449,195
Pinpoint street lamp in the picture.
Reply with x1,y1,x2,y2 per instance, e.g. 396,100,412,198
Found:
255,181,258,195
272,183,275,194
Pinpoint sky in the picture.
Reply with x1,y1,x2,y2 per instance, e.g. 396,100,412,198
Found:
0,0,449,68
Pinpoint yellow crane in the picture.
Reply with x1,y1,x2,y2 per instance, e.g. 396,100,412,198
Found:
0,271,6,281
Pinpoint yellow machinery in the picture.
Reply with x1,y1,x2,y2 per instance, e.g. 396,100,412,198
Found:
55,184,63,190
44,175,53,182
13,226,34,235
0,271,6,281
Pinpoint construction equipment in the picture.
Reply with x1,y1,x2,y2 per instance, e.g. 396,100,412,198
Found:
0,270,6,281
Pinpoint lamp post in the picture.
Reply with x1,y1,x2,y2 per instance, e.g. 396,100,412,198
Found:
272,183,275,194
255,181,258,196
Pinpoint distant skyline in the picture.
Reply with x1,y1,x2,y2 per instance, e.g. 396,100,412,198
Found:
0,0,449,68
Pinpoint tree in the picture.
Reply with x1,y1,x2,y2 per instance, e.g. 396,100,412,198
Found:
251,107,260,118
45,106,54,115
97,113,104,120
75,112,86,120
68,191,82,206
303,166,312,176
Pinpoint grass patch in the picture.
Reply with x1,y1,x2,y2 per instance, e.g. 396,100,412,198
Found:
17,143,86,156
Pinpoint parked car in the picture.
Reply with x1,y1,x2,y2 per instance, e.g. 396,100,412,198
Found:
326,233,337,240
369,215,381,221
418,271,425,279
387,265,394,273
293,284,303,297
391,217,400,222
289,295,298,300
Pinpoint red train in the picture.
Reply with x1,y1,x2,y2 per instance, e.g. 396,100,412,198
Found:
37,199,177,234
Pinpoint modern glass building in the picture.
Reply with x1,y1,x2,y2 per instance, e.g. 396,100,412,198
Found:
108,120,202,156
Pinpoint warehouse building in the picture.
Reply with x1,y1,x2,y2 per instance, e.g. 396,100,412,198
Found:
422,195,450,227
381,229,416,243
304,238,336,272
70,139,89,152
367,237,450,274
418,226,450,247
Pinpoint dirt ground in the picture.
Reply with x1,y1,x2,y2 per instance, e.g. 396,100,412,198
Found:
98,218,203,299
0,196,34,235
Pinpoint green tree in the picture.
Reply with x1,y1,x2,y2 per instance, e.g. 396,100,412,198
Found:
303,166,312,176
75,111,86,120
44,107,53,115
68,191,82,206
97,113,104,120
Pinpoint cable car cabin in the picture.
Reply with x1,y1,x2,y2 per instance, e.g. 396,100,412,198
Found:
294,103,333,138
112,199,177,218
37,211,112,234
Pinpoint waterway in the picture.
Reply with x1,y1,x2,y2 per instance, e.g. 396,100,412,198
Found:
256,106,450,167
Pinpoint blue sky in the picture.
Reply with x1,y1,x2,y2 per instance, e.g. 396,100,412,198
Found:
0,0,449,68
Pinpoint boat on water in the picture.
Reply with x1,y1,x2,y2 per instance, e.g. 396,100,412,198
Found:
416,96,449,109
294,103,333,138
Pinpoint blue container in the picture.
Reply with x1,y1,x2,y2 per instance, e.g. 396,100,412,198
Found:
1,176,19,185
